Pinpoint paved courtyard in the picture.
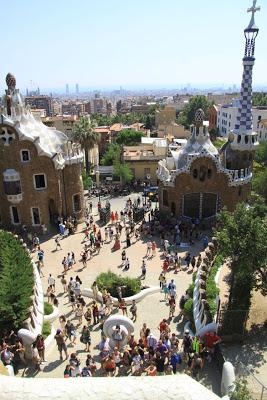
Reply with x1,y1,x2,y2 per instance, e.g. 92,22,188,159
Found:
18,192,221,392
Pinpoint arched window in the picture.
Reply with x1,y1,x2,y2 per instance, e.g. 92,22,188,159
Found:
245,135,248,144
199,166,206,182
171,202,176,215
237,135,241,143
73,194,81,213
207,169,212,179
162,190,169,207
193,169,198,179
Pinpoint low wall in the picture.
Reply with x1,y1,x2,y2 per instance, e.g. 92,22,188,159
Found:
0,374,221,400
82,286,160,306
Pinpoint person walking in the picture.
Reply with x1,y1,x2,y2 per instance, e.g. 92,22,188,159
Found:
141,259,147,279
55,236,62,251
80,325,91,352
54,329,68,360
130,300,137,322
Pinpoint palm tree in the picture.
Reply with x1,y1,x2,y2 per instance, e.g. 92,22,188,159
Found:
72,116,99,174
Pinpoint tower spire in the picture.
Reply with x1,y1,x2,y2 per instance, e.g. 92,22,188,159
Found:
231,1,260,151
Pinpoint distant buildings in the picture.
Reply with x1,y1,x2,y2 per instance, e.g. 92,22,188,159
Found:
25,95,52,117
66,84,69,95
123,137,167,185
258,119,267,142
155,106,176,127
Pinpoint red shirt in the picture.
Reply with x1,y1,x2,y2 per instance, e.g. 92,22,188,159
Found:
205,332,220,348
159,321,167,332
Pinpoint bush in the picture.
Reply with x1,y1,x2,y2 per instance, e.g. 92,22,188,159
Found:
96,271,141,298
0,231,34,332
206,255,223,317
42,321,51,339
44,302,53,315
230,379,253,400
82,169,93,190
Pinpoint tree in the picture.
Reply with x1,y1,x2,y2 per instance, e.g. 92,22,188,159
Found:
0,231,34,331
216,203,267,333
72,116,99,173
177,95,212,128
115,129,144,146
230,379,253,400
255,141,267,165
252,92,267,107
253,169,267,201
114,161,133,184
100,144,121,166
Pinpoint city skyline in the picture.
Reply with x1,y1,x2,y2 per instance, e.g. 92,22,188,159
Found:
0,0,266,92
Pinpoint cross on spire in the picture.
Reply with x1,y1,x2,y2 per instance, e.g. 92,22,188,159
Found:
247,0,260,26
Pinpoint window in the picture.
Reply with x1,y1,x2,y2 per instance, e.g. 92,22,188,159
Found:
34,174,47,190
199,166,207,182
21,150,30,162
11,206,20,224
207,169,212,179
73,194,81,213
3,180,21,195
193,169,198,179
31,207,41,225
162,189,169,207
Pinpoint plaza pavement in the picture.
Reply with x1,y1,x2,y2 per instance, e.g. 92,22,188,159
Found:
19,193,220,392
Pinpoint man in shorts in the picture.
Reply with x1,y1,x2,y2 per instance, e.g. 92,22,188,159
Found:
54,329,68,360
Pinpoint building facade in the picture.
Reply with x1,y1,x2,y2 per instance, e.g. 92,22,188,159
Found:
0,74,84,231
217,100,267,137
157,4,260,221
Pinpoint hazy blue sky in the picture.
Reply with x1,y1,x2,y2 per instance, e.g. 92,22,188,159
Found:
1,0,266,91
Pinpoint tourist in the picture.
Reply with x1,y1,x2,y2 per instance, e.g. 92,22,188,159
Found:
141,259,147,279
204,331,221,361
131,349,142,375
121,249,126,267
32,342,41,371
112,347,122,372
119,298,128,316
130,300,137,322
92,301,99,325
64,364,74,378
184,252,191,269
112,325,124,350
170,349,182,374
191,352,203,380
91,281,98,300
183,330,193,356
152,241,157,257
69,353,81,377
154,351,165,375
145,361,157,376
48,274,55,292
104,354,116,377
146,241,152,257
75,304,83,325
121,350,132,374
169,295,176,319
168,279,176,298
55,236,62,250
36,334,45,363
60,274,67,293
158,272,165,290
80,325,91,352
84,306,92,325
65,320,76,345
54,329,68,360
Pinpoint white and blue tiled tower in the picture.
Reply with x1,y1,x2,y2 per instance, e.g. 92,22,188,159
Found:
231,0,260,151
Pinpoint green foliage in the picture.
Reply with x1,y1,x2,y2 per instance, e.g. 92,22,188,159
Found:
255,141,267,165
114,162,133,184
216,202,267,331
96,271,141,298
252,92,267,107
72,116,99,173
115,129,144,146
206,255,223,317
253,169,267,201
91,112,147,126
44,302,53,315
177,95,212,128
212,138,226,150
42,321,51,339
230,379,253,400
101,144,121,166
82,169,93,190
0,231,34,332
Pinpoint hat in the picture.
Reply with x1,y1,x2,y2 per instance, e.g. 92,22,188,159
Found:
56,329,62,334
185,329,190,334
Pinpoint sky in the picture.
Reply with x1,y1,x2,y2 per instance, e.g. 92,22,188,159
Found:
0,0,266,91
